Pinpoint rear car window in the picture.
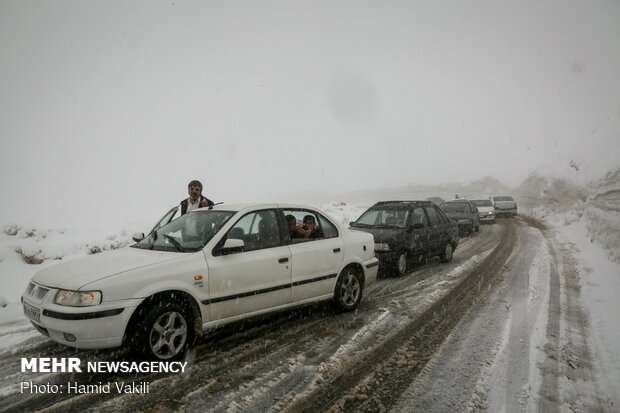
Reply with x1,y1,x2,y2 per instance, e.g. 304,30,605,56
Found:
494,196,514,201
472,200,493,207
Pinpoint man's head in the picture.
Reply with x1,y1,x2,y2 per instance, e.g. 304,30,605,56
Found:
286,214,297,229
303,215,316,230
188,180,203,202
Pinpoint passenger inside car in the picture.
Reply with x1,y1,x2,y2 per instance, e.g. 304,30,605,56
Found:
303,215,324,239
286,214,308,239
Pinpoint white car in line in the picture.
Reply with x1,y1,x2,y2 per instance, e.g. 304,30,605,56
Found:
471,199,496,224
22,204,379,360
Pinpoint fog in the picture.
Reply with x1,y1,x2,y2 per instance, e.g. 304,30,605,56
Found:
1,1,619,227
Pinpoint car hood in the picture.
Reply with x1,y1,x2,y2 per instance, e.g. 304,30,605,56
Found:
350,226,407,244
32,247,186,290
477,206,494,213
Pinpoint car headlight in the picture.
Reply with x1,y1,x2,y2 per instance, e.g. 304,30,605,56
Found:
54,290,102,307
375,242,391,252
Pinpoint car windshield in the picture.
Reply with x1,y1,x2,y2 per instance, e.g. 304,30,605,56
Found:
355,206,410,228
472,199,492,207
440,202,469,213
494,196,514,201
133,210,235,252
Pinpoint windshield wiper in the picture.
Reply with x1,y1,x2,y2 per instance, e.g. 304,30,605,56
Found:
163,234,185,252
148,230,158,250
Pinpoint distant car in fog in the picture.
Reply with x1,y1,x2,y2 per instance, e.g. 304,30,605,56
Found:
350,201,459,276
491,195,518,217
471,199,495,224
439,199,481,236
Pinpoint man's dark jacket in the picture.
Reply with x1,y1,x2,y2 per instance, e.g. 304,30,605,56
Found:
180,196,214,215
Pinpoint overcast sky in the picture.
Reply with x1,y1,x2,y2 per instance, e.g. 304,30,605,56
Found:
1,1,619,227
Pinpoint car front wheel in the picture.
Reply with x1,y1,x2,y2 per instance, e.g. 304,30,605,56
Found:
131,301,193,361
334,267,363,312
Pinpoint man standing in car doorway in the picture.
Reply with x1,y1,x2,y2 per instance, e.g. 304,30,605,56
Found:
180,180,214,215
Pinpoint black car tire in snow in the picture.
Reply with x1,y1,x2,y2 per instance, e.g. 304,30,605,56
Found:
130,301,193,361
440,243,454,263
475,224,480,233
333,267,363,312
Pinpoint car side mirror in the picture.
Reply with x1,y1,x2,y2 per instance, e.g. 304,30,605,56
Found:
349,221,356,226
221,238,245,255
132,232,145,242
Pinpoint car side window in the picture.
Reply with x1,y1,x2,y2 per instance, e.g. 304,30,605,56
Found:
316,213,338,239
425,206,441,226
224,209,281,253
435,206,449,224
412,207,428,227
283,209,334,243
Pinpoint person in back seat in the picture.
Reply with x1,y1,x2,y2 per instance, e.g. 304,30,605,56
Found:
303,215,323,239
287,215,308,239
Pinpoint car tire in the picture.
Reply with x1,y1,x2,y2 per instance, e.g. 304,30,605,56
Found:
474,224,480,233
130,301,193,361
395,252,409,276
440,243,454,263
333,267,363,312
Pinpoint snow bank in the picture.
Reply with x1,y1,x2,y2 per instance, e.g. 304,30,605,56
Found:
518,168,620,263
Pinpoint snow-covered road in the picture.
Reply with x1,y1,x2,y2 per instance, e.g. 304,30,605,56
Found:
1,216,613,412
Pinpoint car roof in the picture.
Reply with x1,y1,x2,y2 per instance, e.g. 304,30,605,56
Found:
441,199,470,203
192,203,327,214
372,200,433,207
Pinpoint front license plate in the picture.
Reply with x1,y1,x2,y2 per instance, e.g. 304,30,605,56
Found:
23,302,41,323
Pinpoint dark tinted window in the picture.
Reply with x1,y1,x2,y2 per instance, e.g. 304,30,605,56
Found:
412,207,427,227
356,206,410,229
494,196,514,201
440,202,470,213
425,206,441,226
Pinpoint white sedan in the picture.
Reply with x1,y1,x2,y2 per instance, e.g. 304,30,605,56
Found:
22,204,379,360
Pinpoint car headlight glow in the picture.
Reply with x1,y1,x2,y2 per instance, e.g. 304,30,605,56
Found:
375,242,391,252
54,290,102,307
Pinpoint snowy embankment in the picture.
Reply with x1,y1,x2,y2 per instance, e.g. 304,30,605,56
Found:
518,169,620,407
0,224,137,325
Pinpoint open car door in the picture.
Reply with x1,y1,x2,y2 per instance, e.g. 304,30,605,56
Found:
132,206,181,242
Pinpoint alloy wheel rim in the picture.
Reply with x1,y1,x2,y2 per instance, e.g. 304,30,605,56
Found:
341,271,361,305
149,311,188,359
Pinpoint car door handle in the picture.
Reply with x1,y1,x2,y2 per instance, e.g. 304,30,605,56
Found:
333,248,341,253
278,258,289,263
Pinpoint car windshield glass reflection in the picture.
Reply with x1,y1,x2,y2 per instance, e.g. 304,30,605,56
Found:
133,210,235,252
472,200,492,207
356,207,410,228
441,203,469,213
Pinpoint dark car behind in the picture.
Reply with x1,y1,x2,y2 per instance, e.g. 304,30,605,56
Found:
439,200,481,236
350,201,459,276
